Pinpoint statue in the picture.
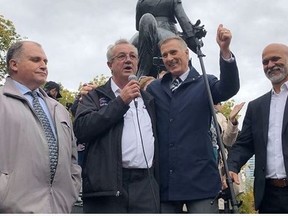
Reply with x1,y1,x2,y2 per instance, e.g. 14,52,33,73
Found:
130,0,206,78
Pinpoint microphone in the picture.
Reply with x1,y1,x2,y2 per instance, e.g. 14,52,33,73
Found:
128,74,138,108
128,74,159,212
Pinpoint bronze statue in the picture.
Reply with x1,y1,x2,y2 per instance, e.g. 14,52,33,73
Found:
131,0,206,78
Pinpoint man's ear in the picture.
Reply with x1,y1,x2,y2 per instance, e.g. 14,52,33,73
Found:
107,61,112,68
9,59,18,72
107,61,113,74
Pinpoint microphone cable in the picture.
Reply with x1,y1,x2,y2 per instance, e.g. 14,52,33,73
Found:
134,101,160,212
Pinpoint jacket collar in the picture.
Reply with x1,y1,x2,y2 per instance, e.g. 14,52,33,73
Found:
261,92,272,147
160,67,201,95
3,77,50,101
96,77,154,106
162,66,201,84
96,78,117,100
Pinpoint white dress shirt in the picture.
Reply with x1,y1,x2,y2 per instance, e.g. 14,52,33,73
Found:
111,79,155,168
266,81,288,179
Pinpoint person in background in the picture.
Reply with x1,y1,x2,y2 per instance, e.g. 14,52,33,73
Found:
44,81,62,101
211,102,245,212
139,76,155,90
228,43,288,213
211,102,245,161
70,83,98,167
70,83,97,117
73,39,160,213
0,41,81,213
146,24,239,213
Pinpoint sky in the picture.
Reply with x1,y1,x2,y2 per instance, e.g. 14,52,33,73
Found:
1,0,288,120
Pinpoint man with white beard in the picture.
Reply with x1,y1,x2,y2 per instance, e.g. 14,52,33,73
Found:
228,43,288,213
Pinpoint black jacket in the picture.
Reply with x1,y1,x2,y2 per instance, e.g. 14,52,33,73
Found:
74,78,159,198
228,91,288,210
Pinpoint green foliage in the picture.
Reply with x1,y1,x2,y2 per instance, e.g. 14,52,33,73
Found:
41,82,77,110
220,99,235,119
58,85,77,109
0,15,23,81
91,74,109,86
77,74,109,91
237,181,257,214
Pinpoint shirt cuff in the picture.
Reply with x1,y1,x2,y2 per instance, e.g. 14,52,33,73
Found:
222,54,235,63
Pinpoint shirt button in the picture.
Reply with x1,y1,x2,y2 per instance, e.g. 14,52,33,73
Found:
169,118,173,122
169,143,174,147
169,170,173,174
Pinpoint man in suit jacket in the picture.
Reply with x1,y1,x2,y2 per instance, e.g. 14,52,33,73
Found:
228,43,288,213
146,24,239,213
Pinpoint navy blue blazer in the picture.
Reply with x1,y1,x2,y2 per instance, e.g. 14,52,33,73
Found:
228,91,288,210
147,57,239,201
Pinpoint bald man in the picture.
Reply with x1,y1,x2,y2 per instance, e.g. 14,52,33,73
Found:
228,43,288,213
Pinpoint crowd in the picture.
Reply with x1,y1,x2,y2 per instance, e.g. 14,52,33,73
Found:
1,2,288,214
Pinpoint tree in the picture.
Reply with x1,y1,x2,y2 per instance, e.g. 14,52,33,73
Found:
58,84,77,110
237,180,257,213
0,15,23,82
221,99,235,119
77,74,109,91
220,100,256,213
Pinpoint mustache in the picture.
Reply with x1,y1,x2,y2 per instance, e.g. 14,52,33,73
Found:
266,66,282,75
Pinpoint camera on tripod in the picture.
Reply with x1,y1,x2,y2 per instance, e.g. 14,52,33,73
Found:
152,56,164,67
192,19,207,40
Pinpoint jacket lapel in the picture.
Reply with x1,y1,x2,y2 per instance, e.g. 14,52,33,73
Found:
282,95,288,174
261,92,271,147
282,95,288,134
141,90,154,119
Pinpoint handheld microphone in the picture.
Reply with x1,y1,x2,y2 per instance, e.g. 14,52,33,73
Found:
128,74,138,108
128,75,159,212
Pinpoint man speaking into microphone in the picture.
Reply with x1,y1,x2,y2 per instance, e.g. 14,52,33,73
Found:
74,39,159,213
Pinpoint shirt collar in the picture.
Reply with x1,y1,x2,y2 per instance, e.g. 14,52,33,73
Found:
12,79,42,97
178,68,190,82
271,81,288,95
110,78,121,96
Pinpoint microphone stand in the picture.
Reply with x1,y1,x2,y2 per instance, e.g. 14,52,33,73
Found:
191,30,240,213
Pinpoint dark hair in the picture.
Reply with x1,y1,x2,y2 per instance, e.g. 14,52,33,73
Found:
6,41,41,73
6,41,24,67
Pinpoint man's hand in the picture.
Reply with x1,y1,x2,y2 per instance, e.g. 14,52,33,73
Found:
229,171,240,185
78,83,97,101
229,102,245,125
120,80,140,104
216,24,232,59
80,83,97,96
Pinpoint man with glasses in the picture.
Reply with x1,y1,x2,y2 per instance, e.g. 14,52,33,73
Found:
74,39,159,213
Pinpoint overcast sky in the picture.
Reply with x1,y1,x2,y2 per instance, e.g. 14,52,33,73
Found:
1,0,288,119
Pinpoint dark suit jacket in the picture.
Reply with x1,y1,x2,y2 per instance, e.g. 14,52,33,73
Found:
147,57,239,201
227,91,288,210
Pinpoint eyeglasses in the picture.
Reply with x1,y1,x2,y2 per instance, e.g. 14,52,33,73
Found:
111,52,138,62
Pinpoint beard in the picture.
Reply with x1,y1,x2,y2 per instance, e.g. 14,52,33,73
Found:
265,66,288,84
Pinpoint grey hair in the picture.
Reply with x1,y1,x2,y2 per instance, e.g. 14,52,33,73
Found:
106,39,138,62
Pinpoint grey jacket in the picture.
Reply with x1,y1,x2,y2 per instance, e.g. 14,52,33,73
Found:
0,77,81,213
